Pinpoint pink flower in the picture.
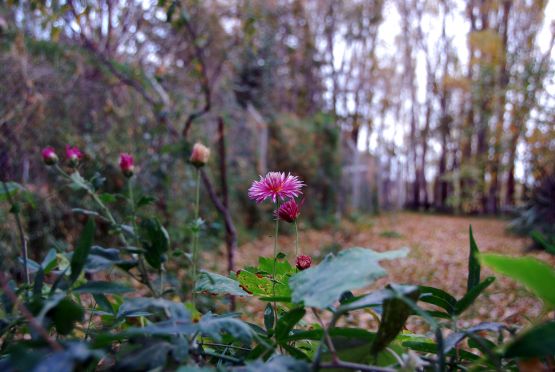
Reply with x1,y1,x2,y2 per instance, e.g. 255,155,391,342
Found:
296,255,312,271
41,146,58,165
65,145,83,164
119,153,135,177
189,142,210,167
274,198,303,223
248,172,304,203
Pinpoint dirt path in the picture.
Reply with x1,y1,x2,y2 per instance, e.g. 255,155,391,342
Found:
210,212,554,329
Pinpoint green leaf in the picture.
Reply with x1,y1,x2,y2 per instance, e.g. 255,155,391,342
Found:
403,340,480,361
69,172,91,191
194,271,250,297
504,321,555,358
136,195,156,208
418,286,457,315
98,193,117,203
264,303,274,332
467,225,481,292
41,249,58,274
198,314,254,344
70,219,95,284
0,182,24,201
237,355,309,372
50,297,84,335
139,218,170,269
73,281,133,294
289,247,409,308
85,246,137,273
275,307,305,342
337,285,418,314
531,230,555,256
481,253,555,309
455,276,495,315
33,268,45,299
93,293,114,315
286,327,375,342
370,285,419,354
443,322,504,354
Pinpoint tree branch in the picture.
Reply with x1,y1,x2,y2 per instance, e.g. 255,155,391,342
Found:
181,14,211,139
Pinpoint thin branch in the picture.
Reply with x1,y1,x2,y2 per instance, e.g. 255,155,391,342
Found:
2,181,29,286
181,14,211,138
0,271,63,351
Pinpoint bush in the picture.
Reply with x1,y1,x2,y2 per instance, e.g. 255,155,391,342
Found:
1,149,555,371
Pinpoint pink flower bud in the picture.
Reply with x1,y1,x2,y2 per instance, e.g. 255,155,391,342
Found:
41,146,58,166
296,255,312,271
189,142,210,167
119,153,135,177
274,199,303,223
65,145,83,166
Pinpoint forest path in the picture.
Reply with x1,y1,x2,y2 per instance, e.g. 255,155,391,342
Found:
217,212,554,328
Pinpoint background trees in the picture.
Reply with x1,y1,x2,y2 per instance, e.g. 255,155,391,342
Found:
1,0,554,232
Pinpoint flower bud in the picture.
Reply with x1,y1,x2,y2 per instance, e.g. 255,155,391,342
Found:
65,145,83,166
296,255,312,271
275,199,303,223
119,153,135,178
189,142,210,168
41,146,58,166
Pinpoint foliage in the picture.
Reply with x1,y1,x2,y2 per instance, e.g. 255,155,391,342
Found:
509,172,555,248
2,161,555,371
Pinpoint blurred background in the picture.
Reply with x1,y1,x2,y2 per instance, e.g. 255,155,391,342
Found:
1,0,554,278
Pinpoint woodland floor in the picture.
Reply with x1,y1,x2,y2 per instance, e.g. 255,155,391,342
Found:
209,212,555,332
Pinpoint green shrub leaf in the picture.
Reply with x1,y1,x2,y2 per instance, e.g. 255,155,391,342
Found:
289,247,409,308
467,225,481,292
504,321,555,358
70,218,95,284
73,281,133,294
481,253,555,309
194,271,250,297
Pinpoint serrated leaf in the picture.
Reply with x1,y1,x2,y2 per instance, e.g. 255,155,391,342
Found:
69,172,91,191
194,271,250,296
289,247,409,308
237,355,309,372
480,253,555,309
73,281,133,294
70,219,95,284
198,314,254,343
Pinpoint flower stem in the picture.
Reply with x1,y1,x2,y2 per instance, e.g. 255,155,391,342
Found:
295,220,299,258
2,181,30,287
191,168,201,305
272,200,280,325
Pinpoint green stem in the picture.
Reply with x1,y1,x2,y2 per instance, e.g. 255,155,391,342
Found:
272,200,280,325
191,168,201,305
2,181,30,287
295,220,299,258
